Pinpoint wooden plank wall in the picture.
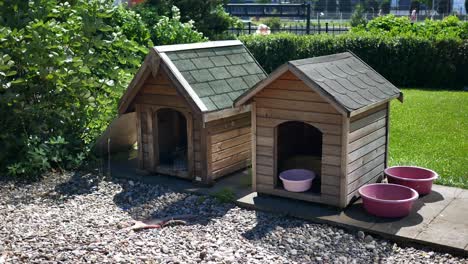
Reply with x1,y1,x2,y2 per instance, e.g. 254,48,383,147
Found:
206,112,251,180
253,71,343,206
346,103,388,203
136,68,202,179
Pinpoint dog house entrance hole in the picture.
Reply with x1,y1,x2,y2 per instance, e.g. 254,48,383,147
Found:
157,108,188,173
277,121,322,193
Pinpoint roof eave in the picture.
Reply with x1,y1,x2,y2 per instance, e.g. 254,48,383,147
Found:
348,93,402,117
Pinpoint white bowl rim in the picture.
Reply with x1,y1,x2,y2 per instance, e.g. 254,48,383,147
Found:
279,169,316,182
384,165,438,182
358,183,419,204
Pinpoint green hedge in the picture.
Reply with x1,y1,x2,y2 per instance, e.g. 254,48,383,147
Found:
240,33,468,89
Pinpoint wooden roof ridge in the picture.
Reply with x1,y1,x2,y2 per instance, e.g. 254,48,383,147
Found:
235,52,402,117
154,40,243,53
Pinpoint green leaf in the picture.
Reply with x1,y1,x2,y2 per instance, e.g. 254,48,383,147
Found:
10,78,25,84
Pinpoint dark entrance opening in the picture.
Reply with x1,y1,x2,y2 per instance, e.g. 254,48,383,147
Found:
277,121,322,193
157,108,188,172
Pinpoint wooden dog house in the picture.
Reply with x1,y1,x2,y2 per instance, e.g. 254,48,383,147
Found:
119,40,266,184
235,52,402,207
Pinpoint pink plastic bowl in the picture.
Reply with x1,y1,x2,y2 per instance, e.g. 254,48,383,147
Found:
384,166,438,195
358,183,419,218
279,169,316,192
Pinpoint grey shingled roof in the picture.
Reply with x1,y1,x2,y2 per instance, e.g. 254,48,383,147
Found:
163,44,266,112
289,52,401,112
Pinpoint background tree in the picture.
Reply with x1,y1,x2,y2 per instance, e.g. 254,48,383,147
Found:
366,0,379,15
327,0,338,14
436,0,452,14
350,4,367,27
339,0,352,14
410,0,422,13
380,0,391,14
314,0,326,12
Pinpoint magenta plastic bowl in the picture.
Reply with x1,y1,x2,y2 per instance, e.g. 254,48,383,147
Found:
384,166,438,195
359,183,419,218
279,169,316,192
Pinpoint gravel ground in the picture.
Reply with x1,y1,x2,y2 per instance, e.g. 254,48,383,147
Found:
0,172,466,264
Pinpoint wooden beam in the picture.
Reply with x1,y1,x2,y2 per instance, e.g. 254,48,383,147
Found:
339,115,349,208
186,112,194,180
152,107,159,169
135,104,143,169
154,40,242,53
146,108,155,171
384,102,390,168
251,101,257,191
150,52,160,79
203,105,251,123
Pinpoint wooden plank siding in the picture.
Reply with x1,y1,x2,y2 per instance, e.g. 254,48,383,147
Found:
252,71,343,207
206,113,252,180
346,104,389,203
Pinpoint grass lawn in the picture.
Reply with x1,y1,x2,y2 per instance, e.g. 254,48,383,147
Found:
389,89,467,189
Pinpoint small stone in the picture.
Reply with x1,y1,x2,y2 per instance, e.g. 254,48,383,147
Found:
364,235,373,243
128,180,134,186
365,244,376,250
290,249,297,255
161,246,169,254
357,231,365,240
199,251,207,260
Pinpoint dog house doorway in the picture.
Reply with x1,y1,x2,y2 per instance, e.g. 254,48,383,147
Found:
276,121,322,193
156,108,188,175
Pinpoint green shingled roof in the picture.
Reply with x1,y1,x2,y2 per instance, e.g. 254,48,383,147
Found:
164,44,266,112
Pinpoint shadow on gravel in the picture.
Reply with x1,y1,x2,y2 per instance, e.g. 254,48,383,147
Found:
53,171,106,200
242,211,307,241
0,171,102,205
111,177,234,227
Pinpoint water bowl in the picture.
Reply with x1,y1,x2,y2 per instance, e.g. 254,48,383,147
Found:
279,169,315,192
384,166,438,195
359,183,419,218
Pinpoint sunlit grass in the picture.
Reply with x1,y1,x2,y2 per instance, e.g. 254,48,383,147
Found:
389,89,467,189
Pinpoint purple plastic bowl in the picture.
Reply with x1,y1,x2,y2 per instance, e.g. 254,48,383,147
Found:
384,166,438,195
279,169,316,192
359,183,419,218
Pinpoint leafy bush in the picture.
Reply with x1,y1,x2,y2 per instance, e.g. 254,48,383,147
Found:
0,0,149,177
0,0,205,178
260,17,282,31
359,15,468,40
151,6,206,45
142,0,239,39
240,33,467,89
